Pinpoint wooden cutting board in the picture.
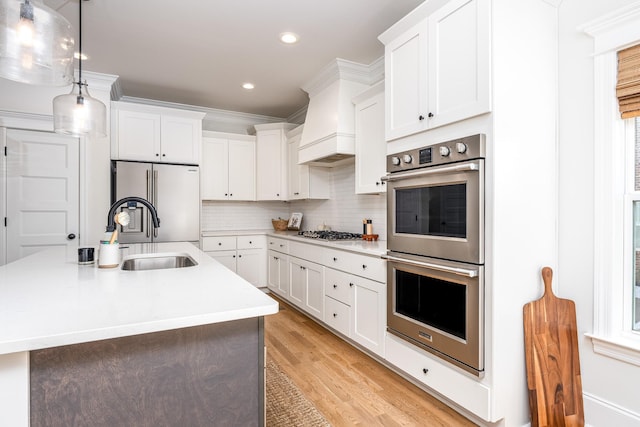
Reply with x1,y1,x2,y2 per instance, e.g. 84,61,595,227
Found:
523,267,584,427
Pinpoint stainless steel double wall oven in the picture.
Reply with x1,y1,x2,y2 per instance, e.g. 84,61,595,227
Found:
383,134,485,376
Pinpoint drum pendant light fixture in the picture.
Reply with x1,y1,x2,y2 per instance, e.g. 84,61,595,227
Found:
53,0,106,137
0,0,75,85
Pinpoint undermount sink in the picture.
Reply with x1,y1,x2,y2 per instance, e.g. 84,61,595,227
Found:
121,253,197,271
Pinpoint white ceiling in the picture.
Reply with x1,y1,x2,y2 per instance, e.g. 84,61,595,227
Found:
45,0,424,119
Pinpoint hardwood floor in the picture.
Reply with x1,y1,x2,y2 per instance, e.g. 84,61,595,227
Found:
264,295,478,426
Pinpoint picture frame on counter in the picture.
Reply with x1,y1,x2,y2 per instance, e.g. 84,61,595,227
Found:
288,212,303,230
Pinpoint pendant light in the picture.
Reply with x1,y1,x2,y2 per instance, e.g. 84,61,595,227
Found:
53,0,106,137
0,0,74,85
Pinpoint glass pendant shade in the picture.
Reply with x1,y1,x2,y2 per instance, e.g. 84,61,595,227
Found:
53,82,106,137
0,0,74,86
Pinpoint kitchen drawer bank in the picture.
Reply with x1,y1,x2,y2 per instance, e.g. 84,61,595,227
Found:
0,242,278,427
266,233,387,358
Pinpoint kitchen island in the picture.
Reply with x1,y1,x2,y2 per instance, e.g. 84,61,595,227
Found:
0,242,279,426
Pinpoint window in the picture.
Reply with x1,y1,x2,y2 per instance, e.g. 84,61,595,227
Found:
582,4,640,366
632,118,640,332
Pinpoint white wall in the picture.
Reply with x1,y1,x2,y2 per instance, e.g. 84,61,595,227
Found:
558,0,640,425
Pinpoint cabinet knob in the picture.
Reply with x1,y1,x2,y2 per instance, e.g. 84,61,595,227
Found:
362,264,367,269
238,254,242,258
249,241,252,244
423,368,429,374
333,284,337,289
428,112,434,118
333,257,338,262
225,193,228,196
155,153,160,157
333,313,337,318
67,233,76,240
230,193,233,197
349,282,354,287
419,115,425,121
376,182,380,186
162,153,166,157
277,193,280,197
218,242,222,246
233,255,236,258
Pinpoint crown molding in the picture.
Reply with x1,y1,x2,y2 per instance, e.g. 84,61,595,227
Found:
301,58,378,97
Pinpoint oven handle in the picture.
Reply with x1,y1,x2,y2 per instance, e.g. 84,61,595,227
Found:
381,162,479,182
381,254,479,278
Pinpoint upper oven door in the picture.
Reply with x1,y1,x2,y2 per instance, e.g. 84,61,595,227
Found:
385,159,484,264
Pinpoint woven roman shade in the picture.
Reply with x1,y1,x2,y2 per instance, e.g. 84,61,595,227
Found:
617,44,640,119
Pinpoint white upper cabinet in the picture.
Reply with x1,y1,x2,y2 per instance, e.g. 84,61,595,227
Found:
201,132,255,201
384,21,427,141
380,0,490,141
287,125,330,200
111,101,205,164
353,82,386,194
254,123,297,201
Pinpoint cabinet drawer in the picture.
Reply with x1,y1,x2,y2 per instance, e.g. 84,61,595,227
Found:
324,268,353,305
324,249,386,282
385,334,491,420
289,241,324,264
237,235,266,250
267,237,289,253
324,296,350,336
202,236,237,251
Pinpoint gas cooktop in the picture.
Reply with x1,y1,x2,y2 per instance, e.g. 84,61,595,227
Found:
298,230,363,241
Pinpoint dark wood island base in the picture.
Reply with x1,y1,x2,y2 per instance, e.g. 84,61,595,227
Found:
30,317,265,427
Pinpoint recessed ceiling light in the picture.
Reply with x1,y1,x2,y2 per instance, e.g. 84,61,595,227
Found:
242,82,255,90
280,32,299,44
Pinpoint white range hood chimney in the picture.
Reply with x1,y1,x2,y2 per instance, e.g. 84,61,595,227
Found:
299,59,370,167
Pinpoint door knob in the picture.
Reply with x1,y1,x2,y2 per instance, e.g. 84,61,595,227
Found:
67,233,76,240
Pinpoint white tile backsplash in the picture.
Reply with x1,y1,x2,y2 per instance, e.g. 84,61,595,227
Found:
201,163,387,239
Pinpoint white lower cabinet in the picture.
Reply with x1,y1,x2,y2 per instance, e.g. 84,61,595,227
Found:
324,295,350,336
267,237,291,298
351,276,386,356
289,256,324,320
266,236,386,358
385,333,491,421
267,250,289,298
202,235,267,288
324,265,386,357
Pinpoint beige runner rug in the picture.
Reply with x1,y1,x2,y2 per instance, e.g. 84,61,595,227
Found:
266,359,331,426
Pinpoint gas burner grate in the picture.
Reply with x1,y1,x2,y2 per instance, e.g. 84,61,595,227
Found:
298,230,363,241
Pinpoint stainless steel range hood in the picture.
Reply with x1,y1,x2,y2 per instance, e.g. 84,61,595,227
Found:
299,59,370,167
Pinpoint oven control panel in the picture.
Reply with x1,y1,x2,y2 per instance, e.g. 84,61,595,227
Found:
387,134,485,173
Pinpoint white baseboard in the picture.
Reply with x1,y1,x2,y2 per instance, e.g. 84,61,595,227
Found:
584,392,640,427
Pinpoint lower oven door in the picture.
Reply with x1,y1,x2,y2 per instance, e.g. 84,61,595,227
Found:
384,252,484,376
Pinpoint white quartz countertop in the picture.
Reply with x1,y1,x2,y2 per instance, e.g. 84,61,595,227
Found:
0,242,278,355
202,229,387,257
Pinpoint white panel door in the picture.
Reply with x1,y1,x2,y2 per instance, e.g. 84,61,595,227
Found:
6,129,79,264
